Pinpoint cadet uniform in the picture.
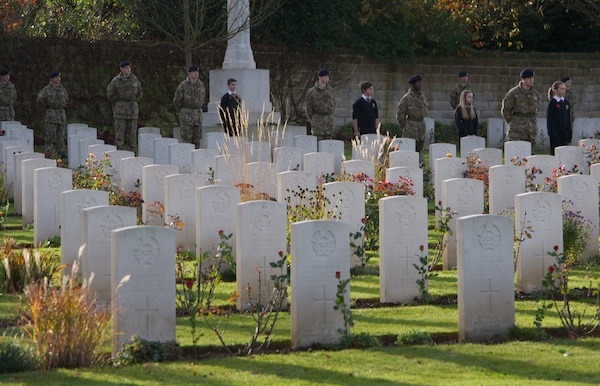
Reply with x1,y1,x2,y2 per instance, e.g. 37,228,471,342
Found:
220,78,241,136
306,69,336,140
449,71,471,110
501,69,540,144
106,61,142,152
562,76,575,128
0,69,17,121
173,65,205,148
37,71,68,157
397,75,428,161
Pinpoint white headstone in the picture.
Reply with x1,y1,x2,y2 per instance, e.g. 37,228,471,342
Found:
434,157,467,224
341,160,375,180
192,148,219,180
138,133,161,159
303,152,334,180
525,155,559,191
487,118,505,149
424,117,435,146
379,196,428,303
277,170,317,205
138,127,161,135
214,154,243,186
119,156,153,193
106,150,135,187
245,162,279,199
291,220,350,348
141,164,179,225
14,152,44,215
386,167,423,197
536,118,549,152
273,146,302,172
6,127,33,152
388,137,416,152
245,141,271,163
294,135,318,156
318,139,345,175
555,145,585,174
202,131,229,150
111,226,176,356
33,167,72,246
154,138,178,165
504,141,532,165
196,185,240,260
389,150,419,168
460,136,486,158
457,214,515,341
68,133,94,169
472,147,503,167
168,142,195,173
488,165,526,215
21,158,56,225
165,173,206,251
429,143,457,173
236,201,287,311
2,145,27,199
78,138,104,168
88,144,117,161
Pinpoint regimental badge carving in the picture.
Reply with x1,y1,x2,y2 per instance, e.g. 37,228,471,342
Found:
339,188,355,210
532,199,552,221
77,196,97,215
312,230,336,257
101,214,125,239
478,222,501,250
178,179,195,199
177,147,187,161
572,180,589,201
133,236,160,266
457,184,474,205
254,209,272,233
212,191,231,213
504,171,515,185
132,161,144,176
48,171,63,190
155,170,169,187
397,204,416,227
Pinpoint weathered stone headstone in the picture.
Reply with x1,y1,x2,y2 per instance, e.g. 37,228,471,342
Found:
165,174,206,251
457,214,515,342
504,141,532,165
557,174,599,260
168,142,195,173
141,164,178,225
14,152,44,215
119,156,153,193
442,177,484,269
379,196,428,303
236,201,287,311
515,192,563,293
111,226,176,356
429,143,457,173
33,167,72,246
386,167,423,197
273,146,303,172
60,189,109,276
488,165,526,215
21,158,56,226
389,150,419,168
460,136,486,158
138,132,161,159
318,139,345,175
291,220,350,348
81,205,137,307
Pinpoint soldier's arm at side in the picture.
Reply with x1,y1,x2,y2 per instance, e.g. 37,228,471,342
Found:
172,84,183,111
106,80,116,104
396,98,407,129
449,89,457,109
305,91,314,119
136,81,143,102
36,88,46,108
501,91,514,124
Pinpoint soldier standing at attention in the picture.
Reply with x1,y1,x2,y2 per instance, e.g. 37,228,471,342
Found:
37,71,68,158
219,78,241,136
352,81,379,137
306,69,336,141
450,71,471,110
0,69,17,121
397,75,428,163
561,76,575,128
106,61,142,153
501,68,540,145
173,65,205,148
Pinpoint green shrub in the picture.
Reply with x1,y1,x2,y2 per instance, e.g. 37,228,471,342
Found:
114,335,180,366
397,330,432,346
0,340,40,373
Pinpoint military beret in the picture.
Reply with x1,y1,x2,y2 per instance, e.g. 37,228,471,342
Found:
187,65,199,72
561,76,571,82
0,69,9,76
119,61,131,68
317,69,329,77
458,71,468,77
49,71,60,78
408,75,422,84
520,68,534,78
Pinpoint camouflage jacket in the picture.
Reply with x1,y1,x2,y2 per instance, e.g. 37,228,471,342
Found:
0,81,17,107
449,81,472,109
396,88,428,128
306,82,335,118
173,77,205,111
565,89,575,109
501,82,540,123
37,83,68,123
106,73,142,118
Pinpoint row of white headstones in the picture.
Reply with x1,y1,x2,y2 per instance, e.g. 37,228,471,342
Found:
1,119,599,354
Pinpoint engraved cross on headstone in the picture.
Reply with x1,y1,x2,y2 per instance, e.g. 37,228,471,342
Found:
481,278,498,314
135,295,159,337
393,246,413,290
50,204,61,227
534,242,558,275
313,284,335,326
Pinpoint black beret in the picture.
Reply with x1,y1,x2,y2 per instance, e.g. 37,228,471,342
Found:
119,61,131,68
519,68,534,78
49,71,60,78
317,68,330,77
458,71,468,77
187,65,199,72
0,69,9,76
408,75,422,84
561,76,571,82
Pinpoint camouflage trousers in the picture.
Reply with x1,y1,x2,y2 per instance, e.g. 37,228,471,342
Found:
179,108,203,148
114,118,138,153
311,114,335,141
0,106,14,122
507,118,537,146
44,121,66,157
402,120,426,164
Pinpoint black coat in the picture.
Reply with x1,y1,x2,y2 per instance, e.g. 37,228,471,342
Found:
546,98,572,149
454,107,479,137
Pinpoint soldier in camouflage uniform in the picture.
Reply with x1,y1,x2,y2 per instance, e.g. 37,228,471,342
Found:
501,69,540,145
562,76,575,127
173,65,205,148
0,69,17,121
106,61,143,153
306,69,336,141
37,71,68,158
449,70,471,110
397,75,428,163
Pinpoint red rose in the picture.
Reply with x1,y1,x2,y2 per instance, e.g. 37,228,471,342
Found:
548,266,555,273
335,271,341,279
553,245,559,252
419,245,424,252
185,279,194,289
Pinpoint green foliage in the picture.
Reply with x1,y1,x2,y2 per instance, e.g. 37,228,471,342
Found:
562,201,592,266
114,335,179,366
333,271,353,339
339,332,380,349
43,235,61,248
413,245,436,304
397,330,432,346
0,340,40,374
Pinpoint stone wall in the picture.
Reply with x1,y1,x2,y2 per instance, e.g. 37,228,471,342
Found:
1,36,599,135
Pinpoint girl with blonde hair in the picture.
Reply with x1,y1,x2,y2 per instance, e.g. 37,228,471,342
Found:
546,81,572,155
454,89,478,137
